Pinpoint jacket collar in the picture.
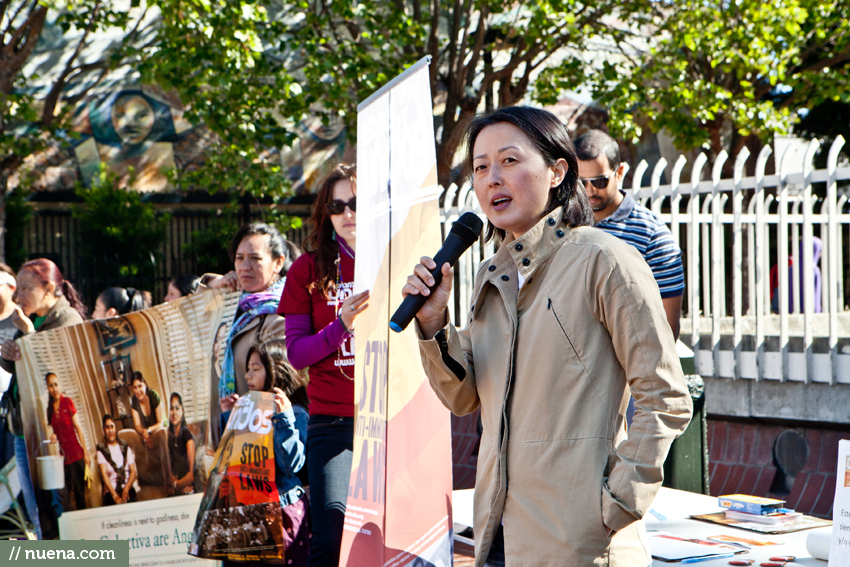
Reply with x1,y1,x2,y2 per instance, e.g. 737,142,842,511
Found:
471,209,571,308
41,295,72,329
503,208,570,282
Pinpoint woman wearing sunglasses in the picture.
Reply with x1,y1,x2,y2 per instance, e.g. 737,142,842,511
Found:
278,163,369,567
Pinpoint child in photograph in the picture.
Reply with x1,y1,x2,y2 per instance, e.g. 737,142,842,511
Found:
96,414,138,506
219,338,310,566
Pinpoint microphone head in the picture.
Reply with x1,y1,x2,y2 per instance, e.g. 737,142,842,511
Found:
450,212,484,246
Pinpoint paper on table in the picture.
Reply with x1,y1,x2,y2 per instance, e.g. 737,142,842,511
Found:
691,511,831,534
649,532,742,561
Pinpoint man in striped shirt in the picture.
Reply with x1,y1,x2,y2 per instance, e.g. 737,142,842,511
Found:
575,130,685,340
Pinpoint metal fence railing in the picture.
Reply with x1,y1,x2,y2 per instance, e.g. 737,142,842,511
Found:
440,136,850,385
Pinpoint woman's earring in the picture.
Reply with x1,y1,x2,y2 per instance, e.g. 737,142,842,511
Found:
332,229,337,241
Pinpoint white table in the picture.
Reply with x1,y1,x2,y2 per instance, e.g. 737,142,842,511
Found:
451,487,829,566
646,488,827,566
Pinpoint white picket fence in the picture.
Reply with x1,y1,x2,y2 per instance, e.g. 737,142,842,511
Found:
440,136,850,386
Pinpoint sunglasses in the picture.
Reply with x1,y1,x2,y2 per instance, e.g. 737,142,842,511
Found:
580,173,615,189
326,197,357,215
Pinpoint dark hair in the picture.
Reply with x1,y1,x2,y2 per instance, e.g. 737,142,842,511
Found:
246,338,309,409
0,263,15,279
169,392,188,434
228,223,301,277
45,372,59,424
19,258,87,318
464,106,594,241
102,413,115,429
574,129,621,170
169,274,200,297
97,287,145,316
304,163,357,296
131,371,146,386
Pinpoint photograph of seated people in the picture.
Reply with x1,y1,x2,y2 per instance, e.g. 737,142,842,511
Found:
97,414,137,506
130,371,165,449
402,106,692,567
168,392,195,495
45,372,90,511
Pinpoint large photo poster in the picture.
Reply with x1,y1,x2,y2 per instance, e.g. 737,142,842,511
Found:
15,288,238,565
341,57,453,567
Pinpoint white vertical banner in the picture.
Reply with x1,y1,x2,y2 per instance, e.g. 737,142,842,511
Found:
341,57,452,567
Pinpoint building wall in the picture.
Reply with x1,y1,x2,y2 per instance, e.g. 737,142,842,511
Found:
707,418,844,519
450,414,846,519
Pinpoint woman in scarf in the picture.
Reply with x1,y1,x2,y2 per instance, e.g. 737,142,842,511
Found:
203,223,301,452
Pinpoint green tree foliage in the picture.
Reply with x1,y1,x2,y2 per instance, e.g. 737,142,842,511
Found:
137,0,310,199
72,167,170,282
583,0,850,159
283,1,625,186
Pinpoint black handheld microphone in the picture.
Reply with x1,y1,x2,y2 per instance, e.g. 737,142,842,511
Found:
389,212,484,333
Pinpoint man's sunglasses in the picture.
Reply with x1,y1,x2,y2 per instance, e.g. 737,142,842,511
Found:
580,173,615,190
326,197,357,215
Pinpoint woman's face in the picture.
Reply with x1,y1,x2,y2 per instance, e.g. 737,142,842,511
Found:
14,269,52,316
170,398,184,425
472,122,566,239
112,95,155,145
329,179,356,246
234,234,284,293
104,419,117,443
164,283,182,302
132,378,147,400
46,374,60,400
245,351,267,392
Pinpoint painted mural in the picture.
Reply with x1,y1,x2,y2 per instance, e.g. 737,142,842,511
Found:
73,86,192,192
281,108,354,196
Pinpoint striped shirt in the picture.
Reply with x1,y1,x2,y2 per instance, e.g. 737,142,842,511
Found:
596,191,685,298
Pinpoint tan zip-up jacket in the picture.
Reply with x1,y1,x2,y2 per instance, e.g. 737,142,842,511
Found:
418,209,692,566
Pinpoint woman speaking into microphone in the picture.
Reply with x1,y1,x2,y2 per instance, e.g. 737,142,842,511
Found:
402,106,692,567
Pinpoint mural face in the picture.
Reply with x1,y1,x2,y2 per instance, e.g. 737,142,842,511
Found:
73,88,184,192
19,86,355,195
112,94,156,146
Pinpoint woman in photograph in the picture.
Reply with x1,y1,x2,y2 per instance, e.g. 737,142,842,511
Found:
96,414,137,505
278,163,369,567
402,106,692,566
203,223,300,451
45,372,90,511
164,274,200,302
168,392,195,495
91,286,145,319
0,258,86,537
130,371,165,450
